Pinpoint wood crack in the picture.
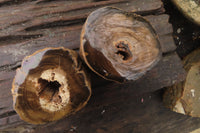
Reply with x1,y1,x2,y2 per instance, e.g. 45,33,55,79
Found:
135,6,165,16
0,61,21,72
0,111,16,119
0,0,35,8
25,18,86,31
0,34,43,46
0,0,188,131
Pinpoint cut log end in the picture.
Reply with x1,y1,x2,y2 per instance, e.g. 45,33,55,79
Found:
11,47,91,124
80,7,162,83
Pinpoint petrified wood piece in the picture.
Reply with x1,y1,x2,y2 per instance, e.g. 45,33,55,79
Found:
80,7,161,83
0,0,186,132
163,48,200,117
12,48,91,124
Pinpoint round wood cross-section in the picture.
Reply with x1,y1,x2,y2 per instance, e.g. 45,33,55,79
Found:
80,7,161,83
12,47,91,124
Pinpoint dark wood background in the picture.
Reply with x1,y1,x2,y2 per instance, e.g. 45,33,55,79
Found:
0,0,199,132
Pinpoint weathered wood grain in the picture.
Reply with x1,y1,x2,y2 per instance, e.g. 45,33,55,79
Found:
31,89,200,133
0,14,176,69
0,0,186,132
0,53,186,131
118,52,185,94
0,0,166,68
2,89,200,133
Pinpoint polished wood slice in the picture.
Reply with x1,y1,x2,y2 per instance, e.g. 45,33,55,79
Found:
12,48,91,124
80,7,161,83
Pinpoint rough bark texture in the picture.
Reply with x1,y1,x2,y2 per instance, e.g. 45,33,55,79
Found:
0,0,189,132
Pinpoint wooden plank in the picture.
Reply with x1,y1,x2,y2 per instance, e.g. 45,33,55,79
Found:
145,15,176,53
0,0,172,68
0,0,162,36
2,90,200,133
31,89,200,133
0,0,186,131
0,53,186,131
110,52,186,95
0,14,175,68
0,53,184,115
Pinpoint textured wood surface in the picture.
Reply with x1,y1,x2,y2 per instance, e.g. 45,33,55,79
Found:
163,0,200,59
0,0,187,132
2,90,200,133
30,90,200,133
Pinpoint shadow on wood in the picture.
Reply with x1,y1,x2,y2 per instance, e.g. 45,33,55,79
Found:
0,0,187,132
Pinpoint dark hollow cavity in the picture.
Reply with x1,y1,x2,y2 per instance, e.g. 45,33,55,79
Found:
38,78,62,103
115,42,132,61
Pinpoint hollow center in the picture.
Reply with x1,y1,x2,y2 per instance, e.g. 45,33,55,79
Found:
115,42,132,61
38,78,62,104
